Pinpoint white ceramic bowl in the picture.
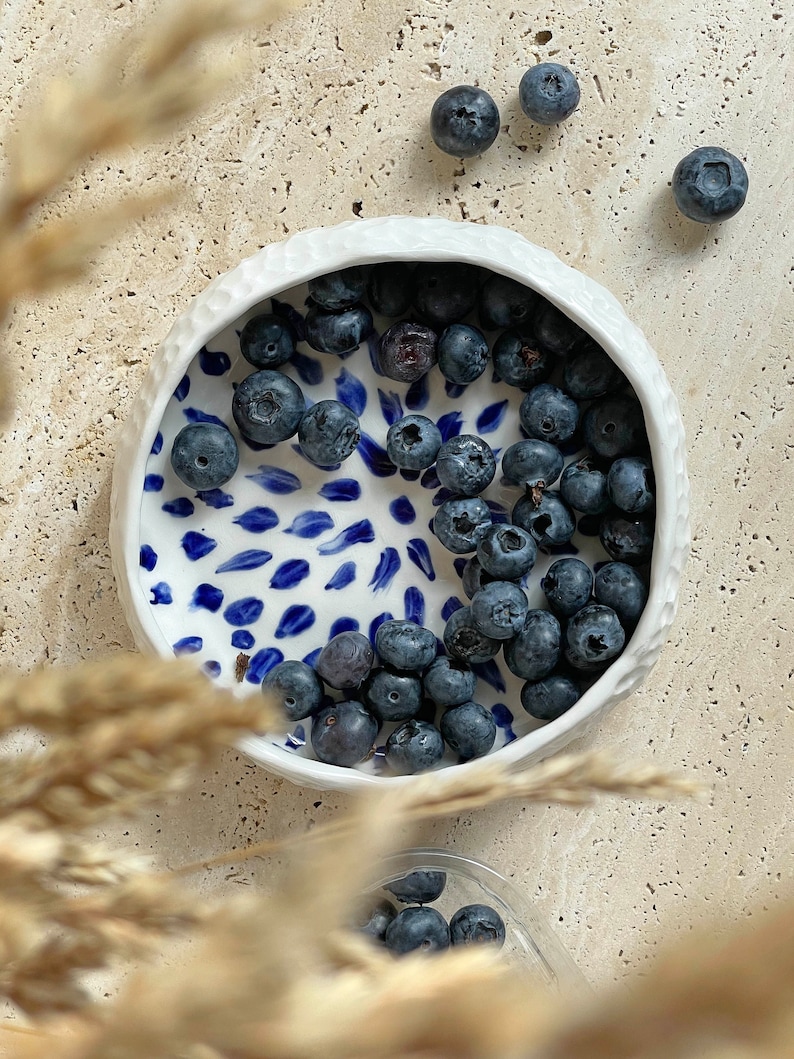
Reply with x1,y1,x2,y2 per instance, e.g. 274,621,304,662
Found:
364,847,588,990
110,216,689,792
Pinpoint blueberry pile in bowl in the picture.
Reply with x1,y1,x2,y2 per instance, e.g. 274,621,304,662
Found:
110,217,689,791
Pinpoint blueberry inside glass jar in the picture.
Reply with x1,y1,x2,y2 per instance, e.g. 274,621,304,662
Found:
116,217,689,791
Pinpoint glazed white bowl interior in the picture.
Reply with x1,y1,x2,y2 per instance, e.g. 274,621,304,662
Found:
110,216,689,792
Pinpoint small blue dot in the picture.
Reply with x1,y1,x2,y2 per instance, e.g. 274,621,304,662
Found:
202,660,221,678
231,630,255,650
144,474,164,492
223,597,264,626
139,545,158,571
173,636,202,655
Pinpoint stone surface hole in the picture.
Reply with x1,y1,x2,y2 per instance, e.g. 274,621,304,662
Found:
535,30,553,44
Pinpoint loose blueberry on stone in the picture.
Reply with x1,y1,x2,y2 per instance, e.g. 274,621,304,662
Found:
386,414,443,470
262,659,323,722
519,384,580,447
478,274,538,331
563,341,626,400
449,904,506,947
315,630,375,689
594,561,648,628
308,266,366,311
378,321,438,383
599,511,655,566
434,496,492,554
560,457,610,515
385,719,445,775
542,557,594,619
503,609,561,681
435,434,497,497
511,491,576,550
375,619,438,672
582,394,647,460
363,667,423,723
298,399,360,466
491,327,554,390
519,62,581,125
520,673,580,721
422,656,477,707
305,303,373,355
672,146,748,224
607,456,655,514
440,700,497,760
170,422,239,490
357,896,397,942
385,870,447,905
443,605,501,664
367,262,415,317
412,262,480,329
437,323,490,385
384,905,450,953
471,580,529,640
232,369,305,444
430,85,500,158
501,438,564,492
310,699,378,766
239,313,296,369
564,604,626,670
532,298,586,356
476,523,537,580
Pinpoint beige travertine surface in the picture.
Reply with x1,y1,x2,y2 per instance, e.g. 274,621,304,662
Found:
0,0,791,987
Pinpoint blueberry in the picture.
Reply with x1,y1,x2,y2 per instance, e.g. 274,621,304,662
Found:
519,384,580,446
672,146,748,224
385,720,445,775
385,870,447,904
440,701,496,760
449,904,506,947
594,562,648,628
519,63,580,125
582,394,647,460
378,321,438,383
560,457,610,515
297,399,360,466
511,491,576,550
308,267,366,311
501,439,564,491
471,580,529,640
384,905,450,953
443,605,501,664
170,422,239,490
375,619,437,672
435,434,496,497
422,656,477,707
357,896,397,942
363,667,422,723
532,299,586,356
607,456,655,514
437,323,490,385
310,699,378,766
563,341,626,400
239,313,296,369
503,609,561,681
412,262,480,330
564,604,626,670
492,327,553,389
386,414,443,470
305,303,373,355
367,262,415,317
476,524,537,580
261,659,324,722
599,512,654,566
232,369,305,444
478,274,538,331
541,557,593,618
316,631,375,689
520,673,580,721
433,496,492,554
430,85,500,158
461,555,497,599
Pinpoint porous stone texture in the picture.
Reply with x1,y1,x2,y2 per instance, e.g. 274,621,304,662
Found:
0,0,791,989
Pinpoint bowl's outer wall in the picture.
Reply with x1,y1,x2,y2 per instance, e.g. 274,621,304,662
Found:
110,216,690,792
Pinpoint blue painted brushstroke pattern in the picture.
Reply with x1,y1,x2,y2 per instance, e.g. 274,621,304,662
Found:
389,495,416,524
270,558,310,589
336,368,367,415
162,497,194,518
368,612,393,643
275,604,315,639
199,347,231,376
144,474,164,492
246,647,285,684
173,636,202,655
233,506,279,533
369,547,400,591
215,549,273,573
139,545,157,571
405,374,429,409
195,488,234,509
476,399,509,434
291,350,323,386
151,432,163,455
472,660,507,694
231,629,255,650
190,583,224,612
406,538,435,581
284,510,334,538
223,597,264,626
330,615,359,637
318,520,375,555
377,389,403,426
357,433,397,477
271,297,306,341
318,478,361,502
150,582,172,604
441,596,464,621
436,410,463,441
181,531,217,561
173,375,190,401
246,465,302,494
403,586,425,625
325,561,356,590
183,408,227,428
